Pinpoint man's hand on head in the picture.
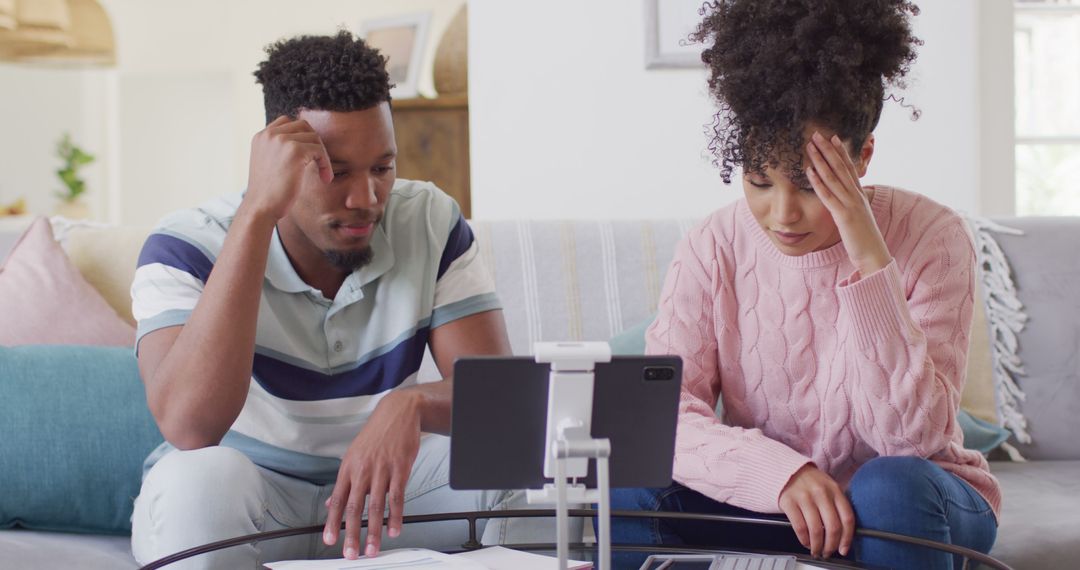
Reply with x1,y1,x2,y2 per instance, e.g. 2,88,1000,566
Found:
243,115,334,222
322,390,423,559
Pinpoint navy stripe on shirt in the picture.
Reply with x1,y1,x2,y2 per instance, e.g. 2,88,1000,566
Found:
137,233,215,283
250,328,431,401
437,215,474,279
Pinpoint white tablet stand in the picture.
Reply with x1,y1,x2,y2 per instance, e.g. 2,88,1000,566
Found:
526,342,613,570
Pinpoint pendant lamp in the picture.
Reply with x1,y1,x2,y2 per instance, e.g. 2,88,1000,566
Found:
0,0,16,31
0,0,73,59
17,0,114,65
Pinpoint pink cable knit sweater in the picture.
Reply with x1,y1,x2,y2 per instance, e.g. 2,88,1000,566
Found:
647,186,1001,518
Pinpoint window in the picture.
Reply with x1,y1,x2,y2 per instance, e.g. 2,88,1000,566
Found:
1014,0,1080,215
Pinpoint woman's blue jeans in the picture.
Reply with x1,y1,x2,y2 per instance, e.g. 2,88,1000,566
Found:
607,457,997,569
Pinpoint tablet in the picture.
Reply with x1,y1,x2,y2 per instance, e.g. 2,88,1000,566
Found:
450,355,682,490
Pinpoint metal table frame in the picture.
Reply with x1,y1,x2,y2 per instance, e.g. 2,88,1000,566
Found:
138,509,1013,570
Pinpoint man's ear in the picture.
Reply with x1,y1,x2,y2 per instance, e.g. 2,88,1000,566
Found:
856,134,875,178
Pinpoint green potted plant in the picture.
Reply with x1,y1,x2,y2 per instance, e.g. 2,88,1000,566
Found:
54,132,95,219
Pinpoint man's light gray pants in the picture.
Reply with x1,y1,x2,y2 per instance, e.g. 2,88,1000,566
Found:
131,435,563,569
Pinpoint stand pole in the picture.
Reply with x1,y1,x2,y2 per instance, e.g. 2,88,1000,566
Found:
555,442,569,570
529,342,614,570
545,435,609,570
597,454,611,570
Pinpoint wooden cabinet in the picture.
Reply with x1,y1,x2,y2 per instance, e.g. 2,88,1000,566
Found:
391,96,471,218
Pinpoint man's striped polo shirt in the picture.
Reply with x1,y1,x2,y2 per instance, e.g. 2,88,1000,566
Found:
131,179,500,483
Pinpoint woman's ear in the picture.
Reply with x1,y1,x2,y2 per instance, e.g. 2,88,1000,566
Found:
856,134,875,178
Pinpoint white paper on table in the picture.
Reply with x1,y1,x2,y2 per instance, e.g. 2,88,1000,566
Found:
454,546,592,569
264,548,487,570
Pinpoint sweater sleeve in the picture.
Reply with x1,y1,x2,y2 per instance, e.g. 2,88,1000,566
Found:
648,228,812,514
835,217,975,457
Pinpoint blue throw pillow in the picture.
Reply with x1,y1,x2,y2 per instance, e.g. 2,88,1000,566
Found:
0,345,163,535
957,409,1012,456
608,316,654,356
608,315,1011,455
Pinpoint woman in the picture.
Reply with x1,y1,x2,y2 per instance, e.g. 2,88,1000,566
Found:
611,1,1000,568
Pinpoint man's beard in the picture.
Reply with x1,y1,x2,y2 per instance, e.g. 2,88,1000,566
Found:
323,247,374,272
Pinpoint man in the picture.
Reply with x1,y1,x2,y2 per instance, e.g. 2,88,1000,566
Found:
130,31,512,568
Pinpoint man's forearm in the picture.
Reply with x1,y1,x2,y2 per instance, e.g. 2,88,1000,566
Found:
411,309,513,436
393,379,454,435
143,205,278,449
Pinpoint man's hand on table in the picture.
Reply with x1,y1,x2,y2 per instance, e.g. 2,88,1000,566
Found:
322,391,423,559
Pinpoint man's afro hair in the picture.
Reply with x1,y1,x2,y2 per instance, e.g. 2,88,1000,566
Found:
254,30,392,125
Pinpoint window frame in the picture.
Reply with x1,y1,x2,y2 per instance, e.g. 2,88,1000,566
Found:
1011,1,1080,214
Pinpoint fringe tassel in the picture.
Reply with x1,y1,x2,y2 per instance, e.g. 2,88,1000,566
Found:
999,442,1028,463
48,215,109,247
963,215,1032,444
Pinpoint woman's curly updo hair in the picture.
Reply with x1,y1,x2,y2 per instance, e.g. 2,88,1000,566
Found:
692,0,922,183
254,30,392,125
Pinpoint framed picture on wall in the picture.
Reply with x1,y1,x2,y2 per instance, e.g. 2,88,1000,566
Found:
644,0,706,69
358,13,431,99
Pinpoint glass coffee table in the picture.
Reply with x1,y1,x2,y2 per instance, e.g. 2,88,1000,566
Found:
137,509,1013,570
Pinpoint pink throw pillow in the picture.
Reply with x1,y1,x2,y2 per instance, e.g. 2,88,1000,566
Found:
0,217,134,346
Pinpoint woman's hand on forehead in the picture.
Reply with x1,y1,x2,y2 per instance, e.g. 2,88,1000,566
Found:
805,131,892,277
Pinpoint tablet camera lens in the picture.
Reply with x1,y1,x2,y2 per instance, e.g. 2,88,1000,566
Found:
643,366,674,381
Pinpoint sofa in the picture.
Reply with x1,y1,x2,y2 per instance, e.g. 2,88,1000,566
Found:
1,215,1078,569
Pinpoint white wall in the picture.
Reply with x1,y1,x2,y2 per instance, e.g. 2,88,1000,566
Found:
869,0,981,215
0,0,1003,225
0,0,466,225
0,67,109,219
978,0,1015,217
469,0,986,219
105,0,467,225
468,0,722,220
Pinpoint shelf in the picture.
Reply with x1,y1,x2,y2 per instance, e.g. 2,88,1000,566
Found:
393,96,468,110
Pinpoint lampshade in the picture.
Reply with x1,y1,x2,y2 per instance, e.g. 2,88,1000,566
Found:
0,0,73,58
16,0,114,65
0,0,16,31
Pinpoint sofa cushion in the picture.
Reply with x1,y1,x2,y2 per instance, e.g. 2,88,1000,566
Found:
609,317,652,356
0,529,136,569
0,345,163,534
961,283,998,425
57,223,152,326
957,409,1011,456
992,217,1080,460
0,218,31,262
0,217,134,346
990,460,1080,569
471,220,691,355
